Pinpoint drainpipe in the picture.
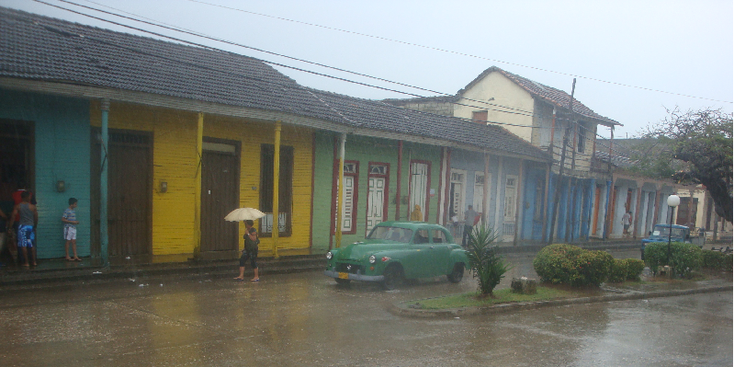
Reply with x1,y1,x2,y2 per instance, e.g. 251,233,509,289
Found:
100,99,110,266
272,122,281,258
335,132,346,248
194,112,203,259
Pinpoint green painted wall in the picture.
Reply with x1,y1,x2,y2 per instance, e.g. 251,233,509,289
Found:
0,89,91,259
311,131,443,252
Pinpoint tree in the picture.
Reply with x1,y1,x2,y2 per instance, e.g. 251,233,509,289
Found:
637,108,732,222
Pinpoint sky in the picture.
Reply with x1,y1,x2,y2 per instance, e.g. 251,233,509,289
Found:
4,0,733,139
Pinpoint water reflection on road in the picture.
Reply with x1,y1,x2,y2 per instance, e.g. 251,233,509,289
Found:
0,250,730,366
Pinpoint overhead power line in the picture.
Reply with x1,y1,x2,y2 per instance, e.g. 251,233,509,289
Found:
184,0,733,105
25,0,636,157
34,0,538,118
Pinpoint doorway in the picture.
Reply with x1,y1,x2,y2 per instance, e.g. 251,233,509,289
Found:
200,139,240,255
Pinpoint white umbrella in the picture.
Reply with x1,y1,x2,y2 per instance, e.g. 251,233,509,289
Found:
224,208,266,222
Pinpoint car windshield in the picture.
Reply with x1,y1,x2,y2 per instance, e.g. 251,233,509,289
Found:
368,226,414,243
651,227,687,238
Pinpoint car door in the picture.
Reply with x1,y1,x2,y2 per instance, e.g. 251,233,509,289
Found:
408,228,447,278
428,228,452,276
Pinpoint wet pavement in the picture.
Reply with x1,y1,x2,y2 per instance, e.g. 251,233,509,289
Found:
0,249,731,366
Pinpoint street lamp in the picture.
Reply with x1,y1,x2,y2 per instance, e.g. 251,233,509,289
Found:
666,194,681,265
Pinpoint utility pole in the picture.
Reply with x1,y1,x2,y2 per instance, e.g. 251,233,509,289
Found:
548,78,576,244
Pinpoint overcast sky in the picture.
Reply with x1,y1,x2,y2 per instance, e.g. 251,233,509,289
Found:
5,0,733,138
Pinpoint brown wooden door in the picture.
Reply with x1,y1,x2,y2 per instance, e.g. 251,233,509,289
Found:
200,141,240,252
91,130,152,258
108,132,152,257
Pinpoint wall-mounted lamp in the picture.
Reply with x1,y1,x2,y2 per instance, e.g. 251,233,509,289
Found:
56,180,66,193
160,181,168,193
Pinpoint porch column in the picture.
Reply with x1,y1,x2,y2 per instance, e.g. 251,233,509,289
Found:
513,159,524,245
272,122,282,257
100,99,110,266
584,178,596,240
493,156,503,234
633,186,643,239
483,153,489,226
334,132,346,248
395,141,403,221
602,180,612,239
193,112,203,259
651,186,662,227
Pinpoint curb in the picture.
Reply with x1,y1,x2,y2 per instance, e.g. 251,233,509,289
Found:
388,285,733,318
0,257,326,287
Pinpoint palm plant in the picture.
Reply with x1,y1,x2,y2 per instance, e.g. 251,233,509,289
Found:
465,225,511,296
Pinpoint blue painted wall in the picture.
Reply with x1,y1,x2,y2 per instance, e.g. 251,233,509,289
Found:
0,89,90,259
521,163,547,241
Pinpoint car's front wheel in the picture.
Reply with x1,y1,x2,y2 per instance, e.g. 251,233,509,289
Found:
382,264,404,290
447,263,464,283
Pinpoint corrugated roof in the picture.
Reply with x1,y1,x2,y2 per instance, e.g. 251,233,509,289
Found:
0,7,549,161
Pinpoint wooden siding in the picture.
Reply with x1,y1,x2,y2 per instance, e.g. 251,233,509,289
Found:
204,115,314,253
0,89,90,259
311,132,443,250
90,102,314,256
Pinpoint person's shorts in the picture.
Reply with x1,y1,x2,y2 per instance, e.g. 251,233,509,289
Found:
239,248,258,269
17,225,34,248
64,226,77,241
623,224,630,231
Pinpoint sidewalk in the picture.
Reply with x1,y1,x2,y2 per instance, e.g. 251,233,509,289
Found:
1,238,728,287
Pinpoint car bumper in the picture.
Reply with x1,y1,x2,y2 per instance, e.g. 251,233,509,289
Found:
324,270,384,282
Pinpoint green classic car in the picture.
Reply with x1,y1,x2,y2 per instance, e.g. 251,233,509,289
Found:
324,221,469,290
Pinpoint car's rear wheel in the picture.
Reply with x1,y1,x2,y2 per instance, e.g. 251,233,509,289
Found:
447,263,464,283
335,278,351,285
382,264,403,290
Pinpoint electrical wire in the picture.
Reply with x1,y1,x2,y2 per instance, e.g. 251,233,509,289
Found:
53,0,537,117
33,0,541,120
184,0,733,105
22,0,634,158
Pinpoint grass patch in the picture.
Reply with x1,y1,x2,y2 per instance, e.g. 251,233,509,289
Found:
415,286,586,310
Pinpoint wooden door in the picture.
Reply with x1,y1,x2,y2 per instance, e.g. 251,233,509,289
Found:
200,140,240,252
96,131,153,258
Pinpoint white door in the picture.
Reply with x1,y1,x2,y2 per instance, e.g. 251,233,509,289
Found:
410,162,429,220
450,169,466,220
473,171,491,215
366,177,386,235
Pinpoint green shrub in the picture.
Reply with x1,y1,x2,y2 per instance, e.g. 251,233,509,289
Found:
608,259,627,283
624,259,645,281
703,251,734,272
466,225,511,295
644,242,703,278
702,250,727,270
533,244,613,287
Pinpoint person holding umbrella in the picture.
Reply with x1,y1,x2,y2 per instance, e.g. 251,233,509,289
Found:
225,208,265,282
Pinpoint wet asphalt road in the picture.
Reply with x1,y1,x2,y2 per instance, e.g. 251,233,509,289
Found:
0,250,731,367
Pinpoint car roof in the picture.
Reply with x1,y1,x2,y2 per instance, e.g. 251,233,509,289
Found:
653,223,689,230
376,221,446,230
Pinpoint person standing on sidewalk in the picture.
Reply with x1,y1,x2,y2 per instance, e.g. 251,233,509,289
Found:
234,220,260,282
9,191,37,267
622,211,632,237
62,197,81,261
463,205,479,247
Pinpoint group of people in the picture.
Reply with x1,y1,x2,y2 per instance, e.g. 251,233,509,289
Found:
0,186,81,268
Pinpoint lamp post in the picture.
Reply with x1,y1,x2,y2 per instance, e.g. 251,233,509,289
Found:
666,194,681,265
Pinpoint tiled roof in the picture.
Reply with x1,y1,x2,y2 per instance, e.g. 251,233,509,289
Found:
304,89,550,160
0,7,549,161
460,66,620,127
0,7,345,120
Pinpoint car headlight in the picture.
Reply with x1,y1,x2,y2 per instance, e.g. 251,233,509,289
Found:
326,251,333,260
369,255,376,264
